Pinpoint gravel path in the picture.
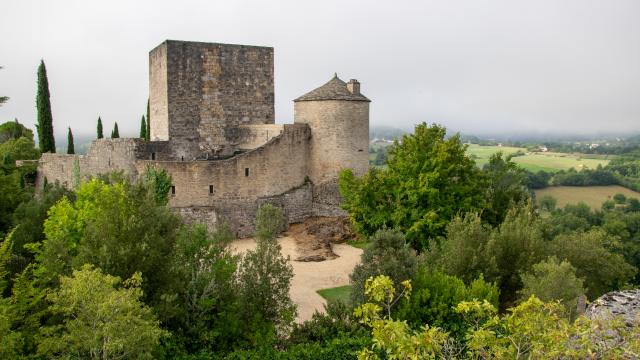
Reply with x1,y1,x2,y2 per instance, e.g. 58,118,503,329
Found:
231,236,363,322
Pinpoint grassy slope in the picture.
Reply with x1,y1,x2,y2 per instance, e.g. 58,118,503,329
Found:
317,285,353,304
535,185,640,209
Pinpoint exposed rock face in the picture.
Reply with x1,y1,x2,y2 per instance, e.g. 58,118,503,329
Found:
586,289,640,327
289,217,355,262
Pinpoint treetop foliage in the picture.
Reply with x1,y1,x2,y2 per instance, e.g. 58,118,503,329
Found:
340,122,528,250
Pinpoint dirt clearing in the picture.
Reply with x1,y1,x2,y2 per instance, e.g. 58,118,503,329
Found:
230,235,362,323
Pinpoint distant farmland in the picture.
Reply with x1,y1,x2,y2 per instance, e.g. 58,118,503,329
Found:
466,144,611,172
534,185,640,209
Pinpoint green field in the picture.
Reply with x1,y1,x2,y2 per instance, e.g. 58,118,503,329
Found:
466,144,611,172
316,285,352,304
535,185,640,209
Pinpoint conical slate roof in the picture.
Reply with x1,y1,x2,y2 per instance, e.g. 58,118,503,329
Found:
294,74,370,102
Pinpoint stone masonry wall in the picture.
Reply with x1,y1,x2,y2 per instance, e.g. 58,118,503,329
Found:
149,40,275,160
176,183,313,237
136,123,310,207
149,43,169,141
36,138,148,189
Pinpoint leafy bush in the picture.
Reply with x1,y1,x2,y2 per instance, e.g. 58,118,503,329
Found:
350,229,417,306
236,235,296,344
519,256,585,318
549,229,636,299
38,264,167,359
538,195,557,211
289,300,366,345
394,268,499,338
161,224,240,353
255,203,285,240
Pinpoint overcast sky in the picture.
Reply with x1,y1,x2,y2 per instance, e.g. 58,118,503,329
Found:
1,0,639,140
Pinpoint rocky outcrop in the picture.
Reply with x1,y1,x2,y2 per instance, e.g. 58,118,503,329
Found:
586,289,640,327
288,217,355,262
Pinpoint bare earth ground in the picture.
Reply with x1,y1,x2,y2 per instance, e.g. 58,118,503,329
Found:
231,236,363,323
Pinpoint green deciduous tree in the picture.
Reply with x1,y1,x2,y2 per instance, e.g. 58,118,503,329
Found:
519,256,585,318
39,178,181,303
111,122,119,138
482,152,530,226
36,60,55,153
8,185,71,279
350,229,418,306
96,116,103,139
66,127,74,154
38,264,166,359
340,123,484,249
549,229,636,299
236,233,296,344
539,195,557,212
0,119,33,144
140,115,147,139
162,224,240,353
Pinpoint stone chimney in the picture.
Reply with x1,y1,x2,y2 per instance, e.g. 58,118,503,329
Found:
347,79,360,95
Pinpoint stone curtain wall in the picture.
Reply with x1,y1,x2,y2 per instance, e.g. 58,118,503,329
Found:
37,139,148,188
150,40,275,160
294,100,370,185
176,183,314,237
137,124,311,208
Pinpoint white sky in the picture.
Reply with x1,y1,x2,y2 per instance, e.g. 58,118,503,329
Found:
0,0,638,140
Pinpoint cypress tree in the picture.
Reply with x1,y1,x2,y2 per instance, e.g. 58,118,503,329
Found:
67,127,75,154
139,115,147,139
146,99,151,141
97,116,104,139
111,122,119,138
36,60,56,153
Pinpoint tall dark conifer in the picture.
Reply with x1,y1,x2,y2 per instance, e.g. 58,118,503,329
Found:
97,116,104,139
67,127,75,154
111,122,120,138
146,99,151,141
36,60,55,153
139,115,147,139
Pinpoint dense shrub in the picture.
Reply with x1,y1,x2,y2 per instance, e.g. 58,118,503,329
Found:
394,268,499,338
350,228,418,306
519,257,585,318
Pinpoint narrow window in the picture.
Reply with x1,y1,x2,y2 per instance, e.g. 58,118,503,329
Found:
209,185,214,194
245,168,249,177
181,156,184,161
171,186,175,195
151,152,156,160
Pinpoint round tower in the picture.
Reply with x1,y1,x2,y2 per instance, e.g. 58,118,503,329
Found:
294,74,370,195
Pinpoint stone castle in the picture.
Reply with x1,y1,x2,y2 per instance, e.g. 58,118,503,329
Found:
37,40,370,236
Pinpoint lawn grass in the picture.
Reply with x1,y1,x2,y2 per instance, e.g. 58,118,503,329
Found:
347,239,371,250
534,185,640,210
465,145,611,172
317,285,353,304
